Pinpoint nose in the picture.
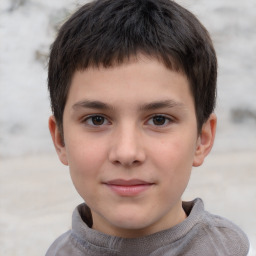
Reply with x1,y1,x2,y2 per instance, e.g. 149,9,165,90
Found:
108,124,146,167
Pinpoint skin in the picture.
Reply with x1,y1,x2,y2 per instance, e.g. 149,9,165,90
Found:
49,55,216,238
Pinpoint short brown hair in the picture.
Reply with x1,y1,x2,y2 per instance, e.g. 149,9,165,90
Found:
48,0,217,136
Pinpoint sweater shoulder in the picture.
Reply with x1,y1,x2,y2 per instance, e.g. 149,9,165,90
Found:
45,230,74,256
199,211,250,255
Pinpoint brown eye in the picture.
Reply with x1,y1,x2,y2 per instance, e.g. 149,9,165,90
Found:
91,116,105,125
83,115,110,127
152,116,167,125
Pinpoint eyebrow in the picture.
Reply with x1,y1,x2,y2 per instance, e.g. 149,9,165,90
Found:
139,99,185,111
72,99,185,111
72,100,114,110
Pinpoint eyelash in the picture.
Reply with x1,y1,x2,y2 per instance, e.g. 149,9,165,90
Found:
147,114,173,127
82,114,174,127
82,115,111,126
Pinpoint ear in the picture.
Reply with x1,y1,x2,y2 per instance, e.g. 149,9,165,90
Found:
48,116,69,166
193,113,217,167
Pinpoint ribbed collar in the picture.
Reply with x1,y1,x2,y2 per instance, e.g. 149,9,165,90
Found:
71,198,205,255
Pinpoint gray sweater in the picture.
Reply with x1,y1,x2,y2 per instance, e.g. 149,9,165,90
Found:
46,198,249,255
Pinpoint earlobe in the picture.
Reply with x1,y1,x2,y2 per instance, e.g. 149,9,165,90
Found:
193,113,217,167
48,116,69,166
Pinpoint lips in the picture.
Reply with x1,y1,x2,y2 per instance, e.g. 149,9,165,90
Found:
103,179,154,196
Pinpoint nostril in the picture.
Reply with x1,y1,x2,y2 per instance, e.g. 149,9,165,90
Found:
133,160,141,165
112,160,121,165
111,158,142,167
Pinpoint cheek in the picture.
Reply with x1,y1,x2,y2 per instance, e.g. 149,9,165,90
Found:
67,134,107,167
65,137,108,191
151,135,196,179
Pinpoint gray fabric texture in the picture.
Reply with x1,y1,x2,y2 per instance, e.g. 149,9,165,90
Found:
46,198,249,256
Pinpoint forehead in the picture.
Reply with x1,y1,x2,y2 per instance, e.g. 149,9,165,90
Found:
66,56,194,112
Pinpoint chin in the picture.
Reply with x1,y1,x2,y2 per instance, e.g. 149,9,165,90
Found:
109,211,155,233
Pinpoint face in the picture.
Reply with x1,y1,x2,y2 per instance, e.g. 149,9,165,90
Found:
49,55,216,238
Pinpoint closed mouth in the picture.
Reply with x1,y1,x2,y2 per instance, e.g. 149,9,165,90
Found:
105,179,154,186
103,179,154,196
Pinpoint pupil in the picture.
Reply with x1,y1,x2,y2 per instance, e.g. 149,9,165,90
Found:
92,116,104,125
153,116,165,125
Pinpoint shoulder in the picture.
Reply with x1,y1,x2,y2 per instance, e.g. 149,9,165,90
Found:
204,209,249,241
45,203,93,256
193,199,250,256
45,231,71,256
45,230,83,256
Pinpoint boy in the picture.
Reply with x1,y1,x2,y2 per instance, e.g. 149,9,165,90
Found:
46,0,249,255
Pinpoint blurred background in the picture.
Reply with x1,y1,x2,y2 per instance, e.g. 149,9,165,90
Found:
0,0,255,255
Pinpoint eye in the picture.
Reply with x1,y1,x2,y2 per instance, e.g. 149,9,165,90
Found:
83,115,109,126
147,115,172,126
